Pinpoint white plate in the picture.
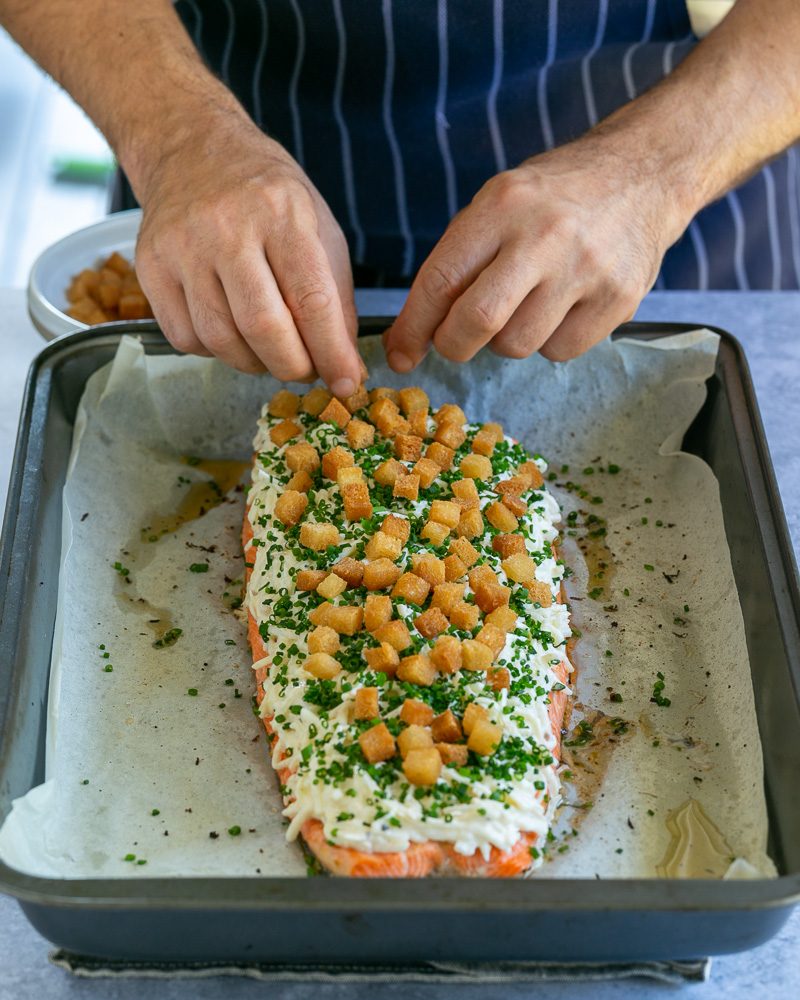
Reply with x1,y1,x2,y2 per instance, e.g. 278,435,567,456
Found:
27,209,143,340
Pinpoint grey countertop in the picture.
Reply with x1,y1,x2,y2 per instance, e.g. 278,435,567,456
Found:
0,287,798,998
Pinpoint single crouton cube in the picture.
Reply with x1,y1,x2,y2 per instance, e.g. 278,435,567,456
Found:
299,521,340,551
468,718,503,756
364,594,393,632
429,499,461,530
381,513,411,543
431,709,463,744
363,641,400,675
353,686,380,720
303,652,341,680
327,605,364,635
373,618,412,651
307,602,334,627
449,536,480,567
451,478,479,510
383,413,412,438
400,699,434,726
414,607,449,639
486,500,519,532
475,623,506,657
270,419,301,447
319,396,351,428
363,558,403,591
474,580,512,614
397,653,436,686
449,601,481,631
527,580,554,607
482,422,504,442
397,724,434,758
274,489,308,527
502,552,537,584
268,389,300,418
420,520,450,546
485,605,519,632
322,445,355,481
462,702,489,735
435,403,466,426
374,458,403,486
359,722,396,764
461,639,494,671
285,442,321,475
436,743,469,767
411,553,446,587
412,457,439,489
398,387,430,415
435,421,466,450
368,396,400,427
342,384,370,413
286,469,313,493
317,573,347,599
487,667,511,691
443,554,468,581
365,531,403,562
333,557,365,588
392,572,431,606
460,453,493,480
394,434,423,462
342,481,373,521
469,564,497,589
300,386,332,416
346,418,376,450
393,472,420,501
337,465,364,487
495,474,530,498
402,748,442,786
308,625,340,655
455,507,483,539
503,495,528,518
296,569,327,591
408,409,429,438
429,634,462,673
425,441,455,470
431,581,466,615
471,428,497,456
517,460,545,490
492,533,526,558
369,387,399,404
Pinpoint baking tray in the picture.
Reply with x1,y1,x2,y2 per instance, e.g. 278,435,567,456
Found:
1,320,799,964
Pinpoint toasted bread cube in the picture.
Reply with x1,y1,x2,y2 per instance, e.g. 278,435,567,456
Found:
308,625,340,655
381,514,411,543
449,601,480,631
414,606,449,639
105,250,133,276
319,396,351,428
455,507,483,539
429,499,461,530
374,458,404,486
443,554,468,581
296,569,327,592
369,396,400,427
337,465,364,487
411,553,446,587
460,453,493,481
429,634,462,674
300,386,332,416
487,667,511,691
346,418,375,450
322,445,355,481
431,581,466,615
286,469,313,493
451,478,480,510
397,724,434,758
527,580,554,607
495,474,530,498
369,387,399,404
469,564,498,589
468,718,503,756
462,702,489,735
475,623,506,657
359,722,396,764
398,387,430,415
493,533,526,558
485,605,519,632
393,472,420,501
400,699,435,726
412,457,440,489
461,639,494,671
353,686,380,720
437,743,469,767
449,536,480,567
333,557,364,589
274,489,308,527
300,521,340,551
327,605,364,635
317,573,347,599
435,421,466,450
365,531,403,562
96,281,121,309
363,558,403,591
270,419,301,447
518,460,545,490
397,653,436,686
425,441,455,471
435,403,466,426
420,520,450,546
381,412,412,438
486,501,519,532
373,618,412,651
342,384,370,413
392,572,431,606
285,442,320,475
307,601,334,627
482,422,504,442
402,748,442,786
268,389,300,418
502,553,537,584
363,641,400,675
342,481,374,521
394,434,423,462
303,652,341,680
364,594,393,631
431,709,463,744
408,410,430,438
471,428,497,457
474,580,512,614
503,495,528,518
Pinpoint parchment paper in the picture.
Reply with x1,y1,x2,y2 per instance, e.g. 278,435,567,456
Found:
0,332,776,878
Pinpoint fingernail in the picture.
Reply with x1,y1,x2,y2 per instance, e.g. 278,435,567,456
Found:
387,350,415,373
331,377,356,399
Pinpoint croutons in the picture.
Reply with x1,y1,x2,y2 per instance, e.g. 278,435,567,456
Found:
268,389,300,418
363,558,403,591
431,709,463,743
425,441,455,470
402,748,442,786
526,580,554,607
364,594,393,632
495,474,530,498
299,521,340,551
369,395,400,429
308,625,340,655
381,514,411,543
303,652,341,680
502,553,537,584
296,569,327,592
462,702,489,735
300,386,331,416
487,667,511,691
414,607,449,639
471,427,497,456
392,572,431,606
411,553,446,587
274,489,308,527
469,564,497,590
393,472,420,501
431,581,466,615
394,434,423,462
332,557,365,588
373,619,412,651
359,722,396,764
451,478,479,510
429,499,461,530
286,469,313,493
337,465,364,487
397,653,436,686
436,743,469,767
365,531,403,562
319,396,351,428
317,572,347,599
503,495,528,518
353,686,380,720
429,634,462,673
455,507,483,539
326,605,364,635
398,387,429,414
400,698,435,726
374,458,403,486
413,457,440,489
342,481,373,521
449,537,480,567
473,579,512,614
270,419,301,447
485,605,519,632
369,387,399,404
474,623,506,657
449,601,481,631
408,410,430,438
493,533,526,558
397,724,434,758
363,641,400,675
322,445,355,481
443,554,468,581
486,501,518,532
434,421,466,450
285,442,320,475
461,639,494,671
342,384,370,413
518,460,545,489
307,601,334,626
420,521,450,546
346,418,376,450
460,453,493,480
468,718,503,756
435,403,466,426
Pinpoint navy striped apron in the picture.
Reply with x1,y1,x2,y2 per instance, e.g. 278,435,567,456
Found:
160,0,800,290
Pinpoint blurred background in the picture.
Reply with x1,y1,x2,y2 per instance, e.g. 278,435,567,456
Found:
0,28,113,288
